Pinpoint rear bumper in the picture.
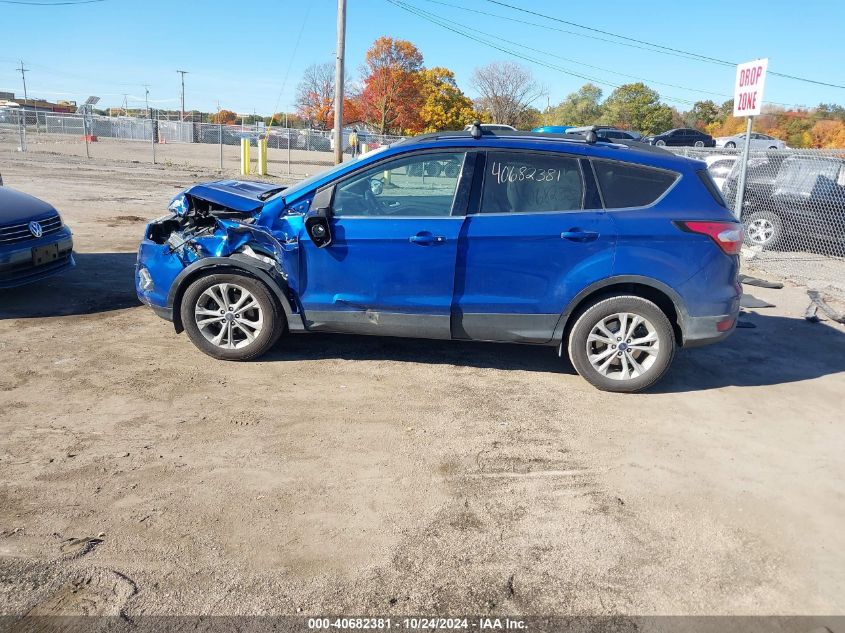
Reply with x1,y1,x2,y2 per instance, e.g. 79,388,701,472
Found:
682,312,738,348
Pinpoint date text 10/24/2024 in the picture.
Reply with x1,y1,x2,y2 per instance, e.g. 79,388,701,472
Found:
307,617,528,630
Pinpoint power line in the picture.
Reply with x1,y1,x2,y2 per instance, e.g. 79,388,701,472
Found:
0,0,106,4
482,0,845,90
404,1,734,101
387,0,701,107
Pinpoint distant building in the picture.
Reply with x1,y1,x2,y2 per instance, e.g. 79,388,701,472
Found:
0,91,76,113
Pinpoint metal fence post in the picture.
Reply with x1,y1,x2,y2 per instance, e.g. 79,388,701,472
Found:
733,117,754,221
151,117,156,164
219,122,223,171
287,127,291,175
82,115,90,159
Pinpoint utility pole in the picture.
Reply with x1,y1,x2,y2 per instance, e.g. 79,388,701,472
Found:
333,0,346,165
17,60,29,149
145,84,155,164
177,70,189,121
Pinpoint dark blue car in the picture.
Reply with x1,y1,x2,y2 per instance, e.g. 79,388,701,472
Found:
0,185,74,288
135,128,742,392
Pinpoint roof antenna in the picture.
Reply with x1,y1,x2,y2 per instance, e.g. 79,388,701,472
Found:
469,120,482,140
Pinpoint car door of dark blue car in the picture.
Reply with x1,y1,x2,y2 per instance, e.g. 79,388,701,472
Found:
297,150,472,339
453,150,616,343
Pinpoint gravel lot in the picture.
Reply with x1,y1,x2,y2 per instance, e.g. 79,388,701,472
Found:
1,151,844,622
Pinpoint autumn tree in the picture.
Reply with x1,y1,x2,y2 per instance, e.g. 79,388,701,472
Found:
209,109,237,124
295,62,336,130
471,61,544,128
550,83,603,126
602,83,673,134
357,36,424,134
417,67,475,133
810,119,845,148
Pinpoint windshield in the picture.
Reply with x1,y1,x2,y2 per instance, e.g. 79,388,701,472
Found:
267,145,391,203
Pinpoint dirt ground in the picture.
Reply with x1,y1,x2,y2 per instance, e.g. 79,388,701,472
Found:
0,151,844,622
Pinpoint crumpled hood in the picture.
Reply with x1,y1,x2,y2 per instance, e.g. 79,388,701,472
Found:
0,186,58,224
184,180,286,214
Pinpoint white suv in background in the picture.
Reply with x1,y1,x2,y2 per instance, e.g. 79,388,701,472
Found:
715,132,787,150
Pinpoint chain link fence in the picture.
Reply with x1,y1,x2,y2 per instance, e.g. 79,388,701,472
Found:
0,108,404,175
669,147,845,299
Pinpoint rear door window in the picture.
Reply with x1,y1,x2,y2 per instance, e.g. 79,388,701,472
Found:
480,151,584,213
592,160,678,208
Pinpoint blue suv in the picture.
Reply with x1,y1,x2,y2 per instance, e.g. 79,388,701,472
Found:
135,128,742,392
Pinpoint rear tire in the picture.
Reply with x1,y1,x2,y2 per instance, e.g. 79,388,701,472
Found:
655,139,666,147
725,141,736,149
568,295,676,393
180,273,284,361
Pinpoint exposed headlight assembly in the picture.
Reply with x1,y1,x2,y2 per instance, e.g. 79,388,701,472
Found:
168,193,191,217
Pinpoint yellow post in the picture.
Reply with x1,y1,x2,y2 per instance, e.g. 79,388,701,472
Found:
360,142,369,155
240,138,250,176
257,137,268,176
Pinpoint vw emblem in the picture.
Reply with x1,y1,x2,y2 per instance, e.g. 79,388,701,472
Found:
28,221,43,238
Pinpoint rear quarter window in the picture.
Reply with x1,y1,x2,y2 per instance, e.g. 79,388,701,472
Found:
592,160,678,208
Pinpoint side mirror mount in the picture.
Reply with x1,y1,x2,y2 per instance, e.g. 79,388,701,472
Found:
305,185,334,248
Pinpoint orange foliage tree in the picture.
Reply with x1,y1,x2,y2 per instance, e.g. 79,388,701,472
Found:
357,37,424,135
209,109,237,124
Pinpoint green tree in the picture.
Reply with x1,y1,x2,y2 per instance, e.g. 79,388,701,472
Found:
685,100,721,129
602,82,673,134
550,83,603,126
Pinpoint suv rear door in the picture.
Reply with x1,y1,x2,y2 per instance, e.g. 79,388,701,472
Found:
453,150,615,343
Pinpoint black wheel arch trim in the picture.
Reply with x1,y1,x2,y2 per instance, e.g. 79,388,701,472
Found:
166,256,299,334
552,275,690,342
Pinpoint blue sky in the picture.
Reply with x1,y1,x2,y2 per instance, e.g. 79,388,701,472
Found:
2,0,844,115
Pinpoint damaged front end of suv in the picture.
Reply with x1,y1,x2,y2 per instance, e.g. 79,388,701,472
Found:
135,180,304,348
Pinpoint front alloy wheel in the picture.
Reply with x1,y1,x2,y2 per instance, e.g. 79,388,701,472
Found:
181,273,284,360
568,295,675,392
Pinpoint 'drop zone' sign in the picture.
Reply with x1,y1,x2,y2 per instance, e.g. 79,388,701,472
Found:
734,58,769,117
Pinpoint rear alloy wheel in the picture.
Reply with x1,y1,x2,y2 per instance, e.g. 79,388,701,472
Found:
744,211,783,249
568,295,675,393
694,140,705,147
181,273,284,360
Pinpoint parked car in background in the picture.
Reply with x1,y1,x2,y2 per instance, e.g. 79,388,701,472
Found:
716,132,787,150
705,155,739,191
642,128,716,147
0,186,75,288
531,125,572,134
464,123,518,133
136,128,742,393
718,154,845,250
564,126,642,142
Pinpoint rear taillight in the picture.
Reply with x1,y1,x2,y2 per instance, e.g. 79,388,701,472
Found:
676,221,744,255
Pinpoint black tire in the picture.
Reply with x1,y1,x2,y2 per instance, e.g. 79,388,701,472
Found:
567,295,676,393
424,161,443,177
743,210,783,249
725,141,736,149
180,273,284,361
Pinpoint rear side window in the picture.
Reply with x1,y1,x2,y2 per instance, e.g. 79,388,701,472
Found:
592,160,677,208
480,151,584,213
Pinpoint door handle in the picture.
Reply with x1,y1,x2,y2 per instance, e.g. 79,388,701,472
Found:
409,233,446,245
560,229,600,242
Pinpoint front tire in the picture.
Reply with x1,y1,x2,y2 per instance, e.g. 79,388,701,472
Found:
725,141,736,149
655,139,666,147
180,273,284,361
568,295,676,393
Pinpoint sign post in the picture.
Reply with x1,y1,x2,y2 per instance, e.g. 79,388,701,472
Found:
732,58,768,220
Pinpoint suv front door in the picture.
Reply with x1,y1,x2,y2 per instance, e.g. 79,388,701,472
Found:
298,150,472,339
453,150,616,343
